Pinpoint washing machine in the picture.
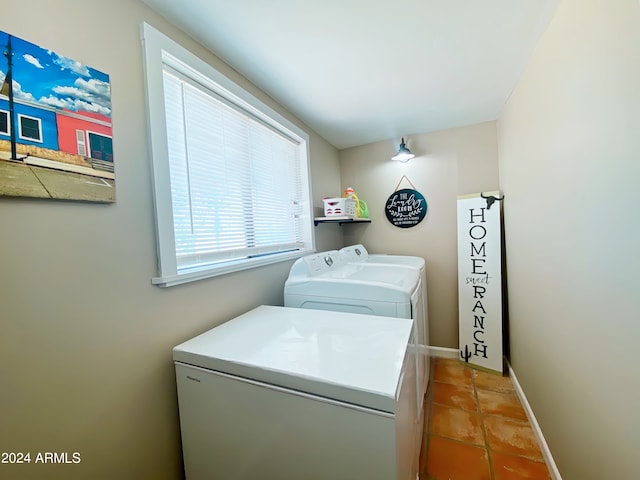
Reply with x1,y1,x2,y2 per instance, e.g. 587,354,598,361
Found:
284,250,426,429
174,305,419,480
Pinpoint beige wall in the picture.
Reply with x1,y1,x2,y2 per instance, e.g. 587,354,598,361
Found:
497,0,640,478
0,1,342,479
339,122,499,347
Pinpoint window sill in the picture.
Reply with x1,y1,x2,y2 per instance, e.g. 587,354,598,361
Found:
152,249,313,287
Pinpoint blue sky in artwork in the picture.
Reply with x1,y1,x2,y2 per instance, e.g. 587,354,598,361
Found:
1,30,111,118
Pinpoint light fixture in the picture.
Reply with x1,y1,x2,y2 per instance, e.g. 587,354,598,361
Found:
391,137,416,162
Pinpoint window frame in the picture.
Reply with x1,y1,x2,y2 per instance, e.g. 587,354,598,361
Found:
0,109,9,135
18,113,42,142
87,130,113,161
140,23,315,287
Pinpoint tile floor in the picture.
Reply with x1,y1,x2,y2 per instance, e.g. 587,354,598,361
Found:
419,357,552,480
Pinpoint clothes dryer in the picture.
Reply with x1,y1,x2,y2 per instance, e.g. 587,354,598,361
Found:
284,250,427,416
340,244,430,390
340,244,428,346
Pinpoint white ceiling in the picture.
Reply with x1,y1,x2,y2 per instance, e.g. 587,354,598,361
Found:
142,0,558,150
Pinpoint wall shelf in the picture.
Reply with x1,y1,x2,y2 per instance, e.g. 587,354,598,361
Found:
314,217,372,227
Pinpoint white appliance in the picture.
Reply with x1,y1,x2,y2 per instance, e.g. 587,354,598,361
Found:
173,305,419,480
340,244,430,387
283,250,426,442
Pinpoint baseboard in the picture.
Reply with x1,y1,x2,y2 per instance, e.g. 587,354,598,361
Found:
424,345,458,358
506,361,563,480
424,347,562,479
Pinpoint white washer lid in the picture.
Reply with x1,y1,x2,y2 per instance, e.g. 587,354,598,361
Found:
173,305,412,413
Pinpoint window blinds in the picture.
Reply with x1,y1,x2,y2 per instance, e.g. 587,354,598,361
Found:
162,68,305,272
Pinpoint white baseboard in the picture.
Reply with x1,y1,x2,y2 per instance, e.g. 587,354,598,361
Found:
423,347,562,480
423,345,459,358
506,361,563,480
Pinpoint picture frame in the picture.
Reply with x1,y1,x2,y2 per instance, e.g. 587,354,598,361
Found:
0,30,115,203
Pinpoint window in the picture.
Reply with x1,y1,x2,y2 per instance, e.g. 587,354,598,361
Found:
0,110,9,135
88,132,113,161
18,114,42,142
76,129,87,156
141,23,314,287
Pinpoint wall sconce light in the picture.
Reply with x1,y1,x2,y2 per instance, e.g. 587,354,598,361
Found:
391,137,416,162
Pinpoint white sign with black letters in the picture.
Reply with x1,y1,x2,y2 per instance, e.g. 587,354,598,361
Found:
457,192,504,373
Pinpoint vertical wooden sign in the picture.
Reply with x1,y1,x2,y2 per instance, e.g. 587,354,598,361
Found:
457,191,504,373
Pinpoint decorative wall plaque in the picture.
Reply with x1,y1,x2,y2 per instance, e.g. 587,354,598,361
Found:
457,191,505,373
384,175,427,228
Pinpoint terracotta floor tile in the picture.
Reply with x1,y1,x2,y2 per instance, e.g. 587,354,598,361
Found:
433,358,473,386
425,435,491,480
420,357,553,479
492,452,551,480
430,404,484,445
477,389,528,421
484,416,543,461
432,381,478,411
474,370,515,393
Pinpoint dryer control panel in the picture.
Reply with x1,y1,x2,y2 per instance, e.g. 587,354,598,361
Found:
340,244,370,263
288,251,345,277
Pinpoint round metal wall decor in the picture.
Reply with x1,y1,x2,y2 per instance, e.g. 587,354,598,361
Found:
385,188,427,228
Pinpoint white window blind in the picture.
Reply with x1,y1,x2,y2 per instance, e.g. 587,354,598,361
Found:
141,23,314,287
163,67,306,270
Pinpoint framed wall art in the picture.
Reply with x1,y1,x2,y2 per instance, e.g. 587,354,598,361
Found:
0,30,114,203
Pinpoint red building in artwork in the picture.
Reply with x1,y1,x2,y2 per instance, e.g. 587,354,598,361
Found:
56,109,113,163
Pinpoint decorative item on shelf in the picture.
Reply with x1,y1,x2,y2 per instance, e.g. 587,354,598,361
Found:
384,175,427,228
343,187,369,219
316,188,371,226
358,198,369,219
323,196,357,218
391,137,416,162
